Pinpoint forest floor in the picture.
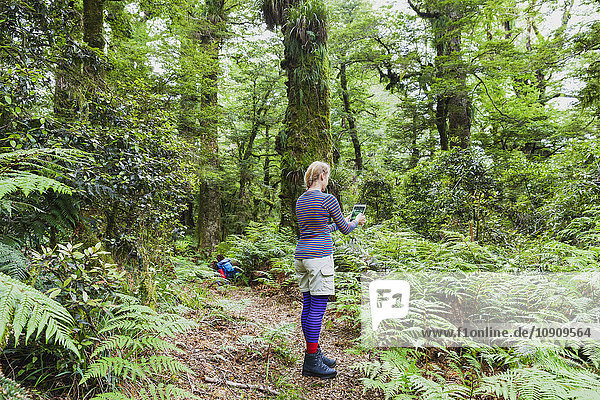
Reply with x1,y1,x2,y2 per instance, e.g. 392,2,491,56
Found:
173,281,380,399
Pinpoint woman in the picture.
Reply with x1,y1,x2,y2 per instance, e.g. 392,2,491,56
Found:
294,161,366,379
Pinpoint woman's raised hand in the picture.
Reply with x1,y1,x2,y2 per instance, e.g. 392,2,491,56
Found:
356,213,366,226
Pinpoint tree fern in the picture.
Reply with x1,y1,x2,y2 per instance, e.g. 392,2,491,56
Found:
0,272,78,356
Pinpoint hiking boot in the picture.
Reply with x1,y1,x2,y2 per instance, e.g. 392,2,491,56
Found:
302,351,337,379
316,346,336,368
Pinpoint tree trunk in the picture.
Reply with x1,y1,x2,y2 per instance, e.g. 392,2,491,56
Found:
445,24,471,149
264,125,271,187
240,87,271,201
195,0,224,251
82,0,106,120
277,23,332,236
54,2,82,119
411,0,471,150
436,96,449,150
83,0,105,54
340,62,363,170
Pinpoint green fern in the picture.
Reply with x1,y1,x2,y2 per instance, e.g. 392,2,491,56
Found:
81,356,148,383
99,304,196,337
0,244,29,281
0,371,32,400
83,303,198,397
0,171,71,202
0,272,78,356
0,148,84,214
90,394,133,400
90,384,200,400
358,348,472,400
477,346,600,400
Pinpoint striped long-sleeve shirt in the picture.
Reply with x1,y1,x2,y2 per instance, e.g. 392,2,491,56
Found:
295,190,358,259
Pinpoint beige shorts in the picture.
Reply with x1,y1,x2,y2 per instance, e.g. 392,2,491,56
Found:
294,255,335,296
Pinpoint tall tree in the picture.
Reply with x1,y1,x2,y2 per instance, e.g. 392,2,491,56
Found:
407,0,476,150
258,0,333,234
328,0,390,170
176,0,228,250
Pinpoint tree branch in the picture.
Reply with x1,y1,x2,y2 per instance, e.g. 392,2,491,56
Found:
204,376,279,396
407,0,439,19
473,73,522,122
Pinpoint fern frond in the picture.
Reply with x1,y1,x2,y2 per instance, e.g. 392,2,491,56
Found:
146,355,194,376
0,171,72,201
139,383,200,400
0,148,85,165
90,392,134,400
0,370,33,399
0,243,29,281
478,368,570,400
0,273,78,356
81,356,148,384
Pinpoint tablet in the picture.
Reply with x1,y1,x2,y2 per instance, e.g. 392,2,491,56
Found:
350,204,366,221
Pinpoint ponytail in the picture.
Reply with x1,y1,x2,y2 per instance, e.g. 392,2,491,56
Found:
304,161,330,190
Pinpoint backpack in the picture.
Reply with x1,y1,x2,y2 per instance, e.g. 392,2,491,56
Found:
217,258,237,278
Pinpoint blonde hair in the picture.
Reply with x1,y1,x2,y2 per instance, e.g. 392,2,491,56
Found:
304,161,330,189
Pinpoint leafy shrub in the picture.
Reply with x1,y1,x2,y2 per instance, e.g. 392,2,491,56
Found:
2,243,124,393
358,178,394,223
399,149,496,239
31,243,125,343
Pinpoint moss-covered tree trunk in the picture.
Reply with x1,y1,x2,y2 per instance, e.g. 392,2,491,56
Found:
83,0,106,119
272,0,332,235
445,11,471,149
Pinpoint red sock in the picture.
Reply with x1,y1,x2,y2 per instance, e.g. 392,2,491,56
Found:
307,342,318,354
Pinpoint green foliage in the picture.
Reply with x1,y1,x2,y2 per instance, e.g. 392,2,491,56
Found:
0,244,28,281
90,384,200,400
83,303,197,398
0,243,124,393
0,372,32,400
216,222,295,285
358,178,394,223
239,323,296,363
0,149,83,215
31,243,125,342
477,347,600,400
286,0,328,48
0,272,78,356
399,149,496,238
359,348,471,400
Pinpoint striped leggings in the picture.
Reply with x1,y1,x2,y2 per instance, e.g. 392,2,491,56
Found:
301,291,328,352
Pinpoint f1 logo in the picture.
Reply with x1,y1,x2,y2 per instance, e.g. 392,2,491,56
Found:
369,280,410,330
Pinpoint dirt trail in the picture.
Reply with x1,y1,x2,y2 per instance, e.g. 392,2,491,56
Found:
175,283,379,399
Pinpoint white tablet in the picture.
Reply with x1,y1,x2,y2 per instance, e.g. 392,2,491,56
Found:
350,204,366,221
